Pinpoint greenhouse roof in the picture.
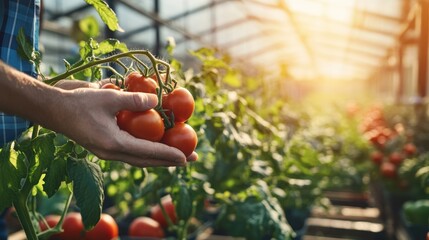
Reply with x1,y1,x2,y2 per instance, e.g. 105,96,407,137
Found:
42,0,415,82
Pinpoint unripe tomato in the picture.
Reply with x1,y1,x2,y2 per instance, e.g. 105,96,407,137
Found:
380,162,396,178
84,213,118,240
162,87,195,123
128,217,165,238
150,195,177,228
117,109,165,142
126,72,158,94
161,123,197,157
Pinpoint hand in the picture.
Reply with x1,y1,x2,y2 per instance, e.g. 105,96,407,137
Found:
53,80,198,167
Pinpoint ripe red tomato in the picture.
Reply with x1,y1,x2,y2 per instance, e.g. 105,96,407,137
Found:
370,151,383,165
150,195,177,228
84,214,118,240
101,83,121,90
389,152,403,165
126,72,158,94
117,109,165,142
162,87,195,123
39,215,60,232
55,212,85,240
380,162,396,178
161,123,197,157
128,217,165,238
403,143,417,156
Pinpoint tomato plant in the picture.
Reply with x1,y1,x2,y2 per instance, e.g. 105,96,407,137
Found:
117,109,165,142
162,87,195,123
125,71,158,94
128,217,165,238
161,123,197,157
84,213,118,240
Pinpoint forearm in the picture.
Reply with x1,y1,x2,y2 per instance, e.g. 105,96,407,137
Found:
0,60,65,129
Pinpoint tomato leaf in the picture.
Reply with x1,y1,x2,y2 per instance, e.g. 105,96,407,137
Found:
84,0,123,32
16,28,42,73
29,132,56,185
96,39,128,54
0,144,27,211
172,180,193,221
79,15,100,38
67,157,104,230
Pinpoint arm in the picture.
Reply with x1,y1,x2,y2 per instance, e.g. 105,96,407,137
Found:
0,60,197,167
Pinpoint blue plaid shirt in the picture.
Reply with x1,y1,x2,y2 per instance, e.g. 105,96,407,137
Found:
0,0,40,146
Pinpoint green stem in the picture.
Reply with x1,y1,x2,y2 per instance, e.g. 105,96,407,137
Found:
13,192,38,240
45,50,170,85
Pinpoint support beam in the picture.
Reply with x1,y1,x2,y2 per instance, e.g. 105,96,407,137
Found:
154,0,161,56
49,4,91,20
118,0,207,45
120,0,233,39
417,1,429,98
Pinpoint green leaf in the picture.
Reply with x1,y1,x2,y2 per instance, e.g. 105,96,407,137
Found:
43,157,67,197
84,0,123,32
67,157,104,230
16,28,42,71
172,180,192,221
223,71,241,88
79,15,100,38
29,132,56,185
96,39,128,54
16,28,34,62
0,144,26,211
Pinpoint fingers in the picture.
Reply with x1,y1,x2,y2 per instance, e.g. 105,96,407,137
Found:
186,152,198,162
114,92,158,112
54,80,96,90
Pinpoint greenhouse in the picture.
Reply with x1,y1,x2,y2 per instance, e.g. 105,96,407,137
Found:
1,0,429,240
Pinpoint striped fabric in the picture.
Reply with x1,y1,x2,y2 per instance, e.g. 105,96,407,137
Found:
0,0,40,146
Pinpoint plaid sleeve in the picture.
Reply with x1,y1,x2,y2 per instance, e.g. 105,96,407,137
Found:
0,0,40,147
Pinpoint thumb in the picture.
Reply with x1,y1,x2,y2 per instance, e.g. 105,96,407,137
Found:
116,92,158,112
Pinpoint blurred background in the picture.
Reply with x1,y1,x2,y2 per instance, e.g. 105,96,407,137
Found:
41,0,422,103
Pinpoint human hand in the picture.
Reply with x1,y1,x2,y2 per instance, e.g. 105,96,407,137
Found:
52,80,198,167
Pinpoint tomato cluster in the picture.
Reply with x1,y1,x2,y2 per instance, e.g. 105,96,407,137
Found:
360,106,417,179
39,212,118,240
105,71,198,157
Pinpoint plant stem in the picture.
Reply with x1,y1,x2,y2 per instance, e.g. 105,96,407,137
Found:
13,192,38,240
45,50,170,85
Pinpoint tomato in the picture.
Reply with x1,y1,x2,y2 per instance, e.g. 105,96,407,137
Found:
128,217,165,238
126,72,158,94
403,143,417,156
389,152,403,165
53,212,85,240
117,109,165,142
370,151,383,165
161,123,197,157
150,195,177,228
162,87,195,123
101,83,121,90
380,162,396,178
39,215,60,232
84,213,118,240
